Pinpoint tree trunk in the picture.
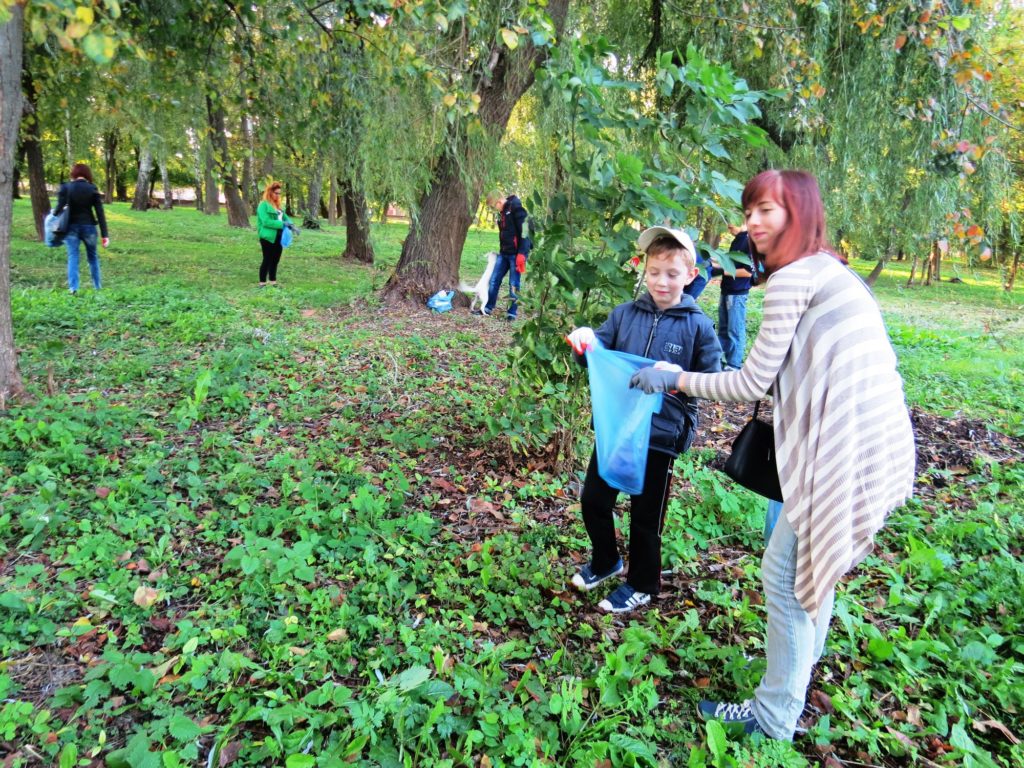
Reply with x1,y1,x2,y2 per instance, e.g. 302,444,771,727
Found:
865,257,886,287
21,62,48,240
328,175,338,226
923,240,937,287
241,113,257,213
906,252,918,287
161,161,172,209
206,95,249,227
115,166,128,202
132,144,154,211
104,130,118,203
1006,249,1020,292
342,179,374,264
203,137,219,215
0,5,26,402
305,160,323,228
382,0,569,304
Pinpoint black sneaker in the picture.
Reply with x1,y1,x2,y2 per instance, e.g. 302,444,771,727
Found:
597,583,651,613
698,699,765,736
472,308,491,316
570,559,624,592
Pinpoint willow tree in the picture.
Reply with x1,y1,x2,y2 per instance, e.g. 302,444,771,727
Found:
589,0,1019,278
381,0,571,304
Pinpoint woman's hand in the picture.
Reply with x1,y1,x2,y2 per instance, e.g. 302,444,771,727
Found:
629,366,683,394
102,237,110,248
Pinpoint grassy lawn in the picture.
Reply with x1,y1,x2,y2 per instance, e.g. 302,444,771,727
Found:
2,200,1022,768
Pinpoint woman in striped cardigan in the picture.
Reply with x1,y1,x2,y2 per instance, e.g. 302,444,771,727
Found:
631,170,916,740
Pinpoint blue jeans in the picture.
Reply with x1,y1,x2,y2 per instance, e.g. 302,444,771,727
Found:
484,252,521,318
752,511,835,740
718,292,748,369
65,223,101,291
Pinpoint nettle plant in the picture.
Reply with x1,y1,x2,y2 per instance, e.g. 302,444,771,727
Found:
493,40,768,461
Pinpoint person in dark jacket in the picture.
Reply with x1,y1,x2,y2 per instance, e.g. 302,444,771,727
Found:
477,192,531,320
718,224,756,370
566,226,722,613
54,163,109,295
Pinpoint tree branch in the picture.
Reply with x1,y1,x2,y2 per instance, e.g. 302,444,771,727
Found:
294,1,387,56
665,1,802,32
963,92,1023,134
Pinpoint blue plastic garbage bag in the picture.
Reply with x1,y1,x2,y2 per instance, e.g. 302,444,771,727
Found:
44,210,66,247
585,344,664,495
281,224,295,248
427,289,455,313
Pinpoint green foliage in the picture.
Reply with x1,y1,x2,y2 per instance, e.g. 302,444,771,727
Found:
498,38,768,457
3,199,1024,768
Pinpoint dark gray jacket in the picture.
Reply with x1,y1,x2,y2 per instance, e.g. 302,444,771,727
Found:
579,293,722,456
55,180,108,238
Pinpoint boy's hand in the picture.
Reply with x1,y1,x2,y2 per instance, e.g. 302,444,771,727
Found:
566,327,596,355
516,254,526,274
629,366,681,394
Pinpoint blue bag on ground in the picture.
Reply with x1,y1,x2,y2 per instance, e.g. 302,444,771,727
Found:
585,344,664,495
426,289,455,313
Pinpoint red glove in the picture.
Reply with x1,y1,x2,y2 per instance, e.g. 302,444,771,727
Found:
516,254,526,274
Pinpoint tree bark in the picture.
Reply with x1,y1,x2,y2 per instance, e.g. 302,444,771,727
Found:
203,137,219,215
132,144,154,211
1006,249,1020,292
342,179,374,264
115,166,128,202
328,175,338,226
160,161,172,209
382,0,570,304
865,257,886,286
206,95,249,227
304,159,323,228
21,63,48,240
241,113,257,213
0,5,26,402
104,130,118,203
642,0,663,65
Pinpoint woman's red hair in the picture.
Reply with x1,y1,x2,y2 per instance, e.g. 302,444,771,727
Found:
741,170,843,272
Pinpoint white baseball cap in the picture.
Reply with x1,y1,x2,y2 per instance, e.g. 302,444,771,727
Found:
637,226,696,257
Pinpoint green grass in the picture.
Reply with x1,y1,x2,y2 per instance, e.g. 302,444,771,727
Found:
2,200,1022,768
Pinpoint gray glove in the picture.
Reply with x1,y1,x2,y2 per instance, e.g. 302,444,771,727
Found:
629,367,681,394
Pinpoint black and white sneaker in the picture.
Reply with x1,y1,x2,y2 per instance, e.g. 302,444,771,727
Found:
597,583,651,613
472,308,491,316
697,699,765,736
571,559,624,592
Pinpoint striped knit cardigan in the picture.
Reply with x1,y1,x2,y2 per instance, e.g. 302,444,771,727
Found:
687,253,916,619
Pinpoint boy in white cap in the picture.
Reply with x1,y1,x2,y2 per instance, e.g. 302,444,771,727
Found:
566,227,722,612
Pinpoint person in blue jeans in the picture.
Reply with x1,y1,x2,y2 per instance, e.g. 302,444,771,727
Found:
477,192,530,320
718,225,755,370
54,163,110,295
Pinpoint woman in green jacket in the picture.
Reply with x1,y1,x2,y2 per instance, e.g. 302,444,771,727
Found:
256,181,292,287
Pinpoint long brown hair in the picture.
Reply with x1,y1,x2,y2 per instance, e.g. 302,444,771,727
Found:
741,170,842,273
262,181,282,206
